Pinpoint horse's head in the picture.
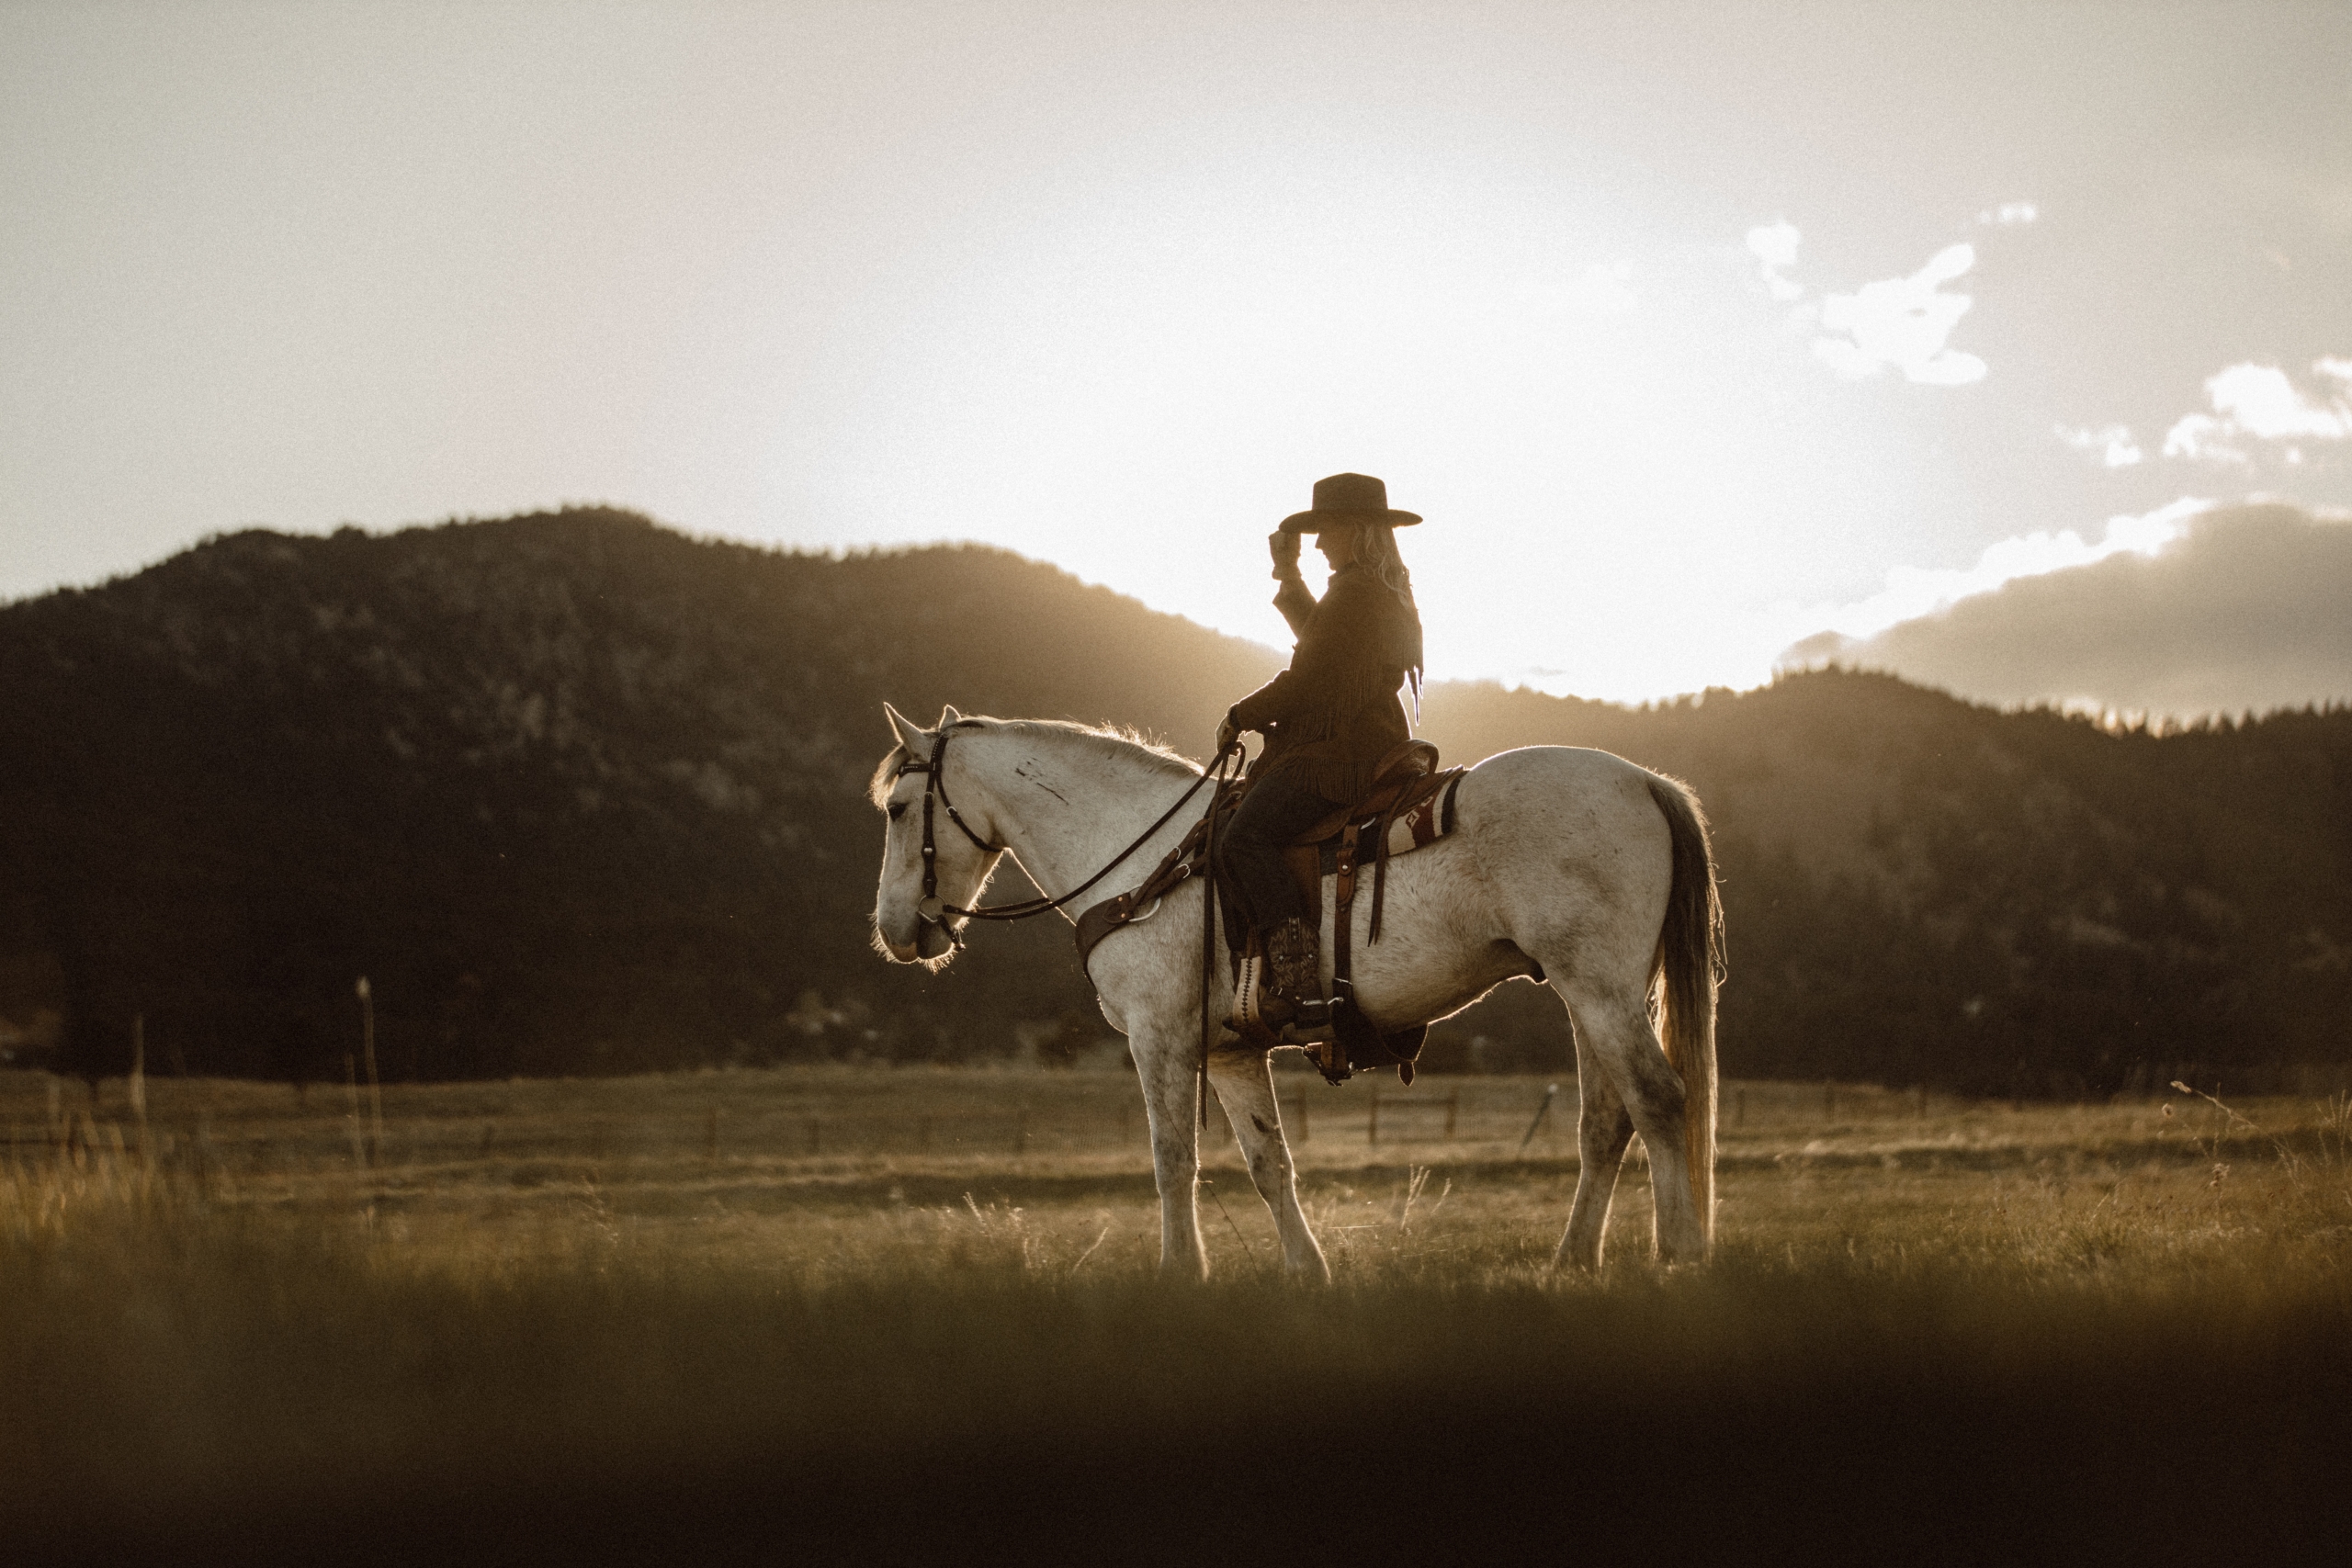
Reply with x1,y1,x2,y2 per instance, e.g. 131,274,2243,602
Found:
869,702,1002,967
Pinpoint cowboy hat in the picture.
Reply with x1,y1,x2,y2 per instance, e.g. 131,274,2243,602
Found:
1279,472,1423,533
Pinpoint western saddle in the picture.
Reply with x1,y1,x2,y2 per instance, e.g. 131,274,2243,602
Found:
1075,740,1466,1084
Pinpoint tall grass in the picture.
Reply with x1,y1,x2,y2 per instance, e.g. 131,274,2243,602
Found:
4,1070,2348,1562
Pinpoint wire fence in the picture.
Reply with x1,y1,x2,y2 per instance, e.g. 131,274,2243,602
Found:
0,1066,2165,1179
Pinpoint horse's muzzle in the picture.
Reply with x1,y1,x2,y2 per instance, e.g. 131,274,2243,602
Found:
876,912,954,964
913,915,959,962
876,910,920,963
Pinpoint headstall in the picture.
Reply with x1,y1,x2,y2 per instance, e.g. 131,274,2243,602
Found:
895,725,1234,948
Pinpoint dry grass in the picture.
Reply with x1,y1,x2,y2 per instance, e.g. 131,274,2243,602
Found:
4,1066,2349,1563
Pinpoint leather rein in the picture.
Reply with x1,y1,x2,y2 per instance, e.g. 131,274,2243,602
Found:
896,726,1237,949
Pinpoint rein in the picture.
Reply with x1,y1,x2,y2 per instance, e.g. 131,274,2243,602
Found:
897,727,1236,945
1195,742,1237,1130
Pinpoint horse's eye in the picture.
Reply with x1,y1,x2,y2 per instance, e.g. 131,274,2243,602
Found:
888,801,907,821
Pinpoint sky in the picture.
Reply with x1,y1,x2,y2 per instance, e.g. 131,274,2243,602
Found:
4,1,2348,713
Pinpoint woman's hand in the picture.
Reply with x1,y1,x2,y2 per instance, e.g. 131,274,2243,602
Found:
1268,528,1302,579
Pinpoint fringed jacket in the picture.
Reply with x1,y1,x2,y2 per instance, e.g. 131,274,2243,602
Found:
1227,563,1423,805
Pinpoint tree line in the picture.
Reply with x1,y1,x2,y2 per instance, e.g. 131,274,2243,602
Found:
2,509,2344,1094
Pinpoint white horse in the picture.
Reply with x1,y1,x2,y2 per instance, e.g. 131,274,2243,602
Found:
869,705,1723,1280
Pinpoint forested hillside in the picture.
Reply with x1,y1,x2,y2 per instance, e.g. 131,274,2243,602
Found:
1423,677,2352,1093
0,510,1273,1081
3,508,2346,1093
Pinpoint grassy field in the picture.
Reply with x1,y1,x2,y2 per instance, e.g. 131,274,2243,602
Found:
6,1063,2349,1563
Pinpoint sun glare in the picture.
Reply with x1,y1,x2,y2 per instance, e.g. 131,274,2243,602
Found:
796,130,1880,703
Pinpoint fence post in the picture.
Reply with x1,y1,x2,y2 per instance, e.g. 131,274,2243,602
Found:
343,1052,365,1169
1367,1087,1380,1147
1519,1082,1558,1151
357,977,383,1168
130,1014,147,1167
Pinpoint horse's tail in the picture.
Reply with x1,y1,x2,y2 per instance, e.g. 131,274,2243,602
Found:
1645,775,1724,1245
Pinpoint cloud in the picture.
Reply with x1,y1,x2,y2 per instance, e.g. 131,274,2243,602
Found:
2162,356,2352,464
1782,498,2202,646
2162,412,2251,465
1978,201,2039,226
1746,221,1803,300
1813,243,1986,385
2206,363,2348,439
1780,502,2352,718
2056,423,2143,468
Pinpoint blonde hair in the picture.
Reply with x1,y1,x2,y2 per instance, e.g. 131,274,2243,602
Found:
1354,524,1424,717
1356,524,1413,603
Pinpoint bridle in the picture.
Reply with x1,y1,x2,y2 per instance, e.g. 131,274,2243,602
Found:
895,720,1243,1135
894,725,1236,949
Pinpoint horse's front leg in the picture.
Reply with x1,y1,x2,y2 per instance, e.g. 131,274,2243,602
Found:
1207,1045,1330,1282
1130,1020,1208,1280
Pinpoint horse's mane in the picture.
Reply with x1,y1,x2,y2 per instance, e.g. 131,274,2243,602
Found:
867,716,1201,807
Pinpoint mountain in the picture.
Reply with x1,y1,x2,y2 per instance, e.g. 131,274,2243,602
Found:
1791,502,2352,720
0,510,1274,1080
1421,675,2352,1093
4,508,2346,1093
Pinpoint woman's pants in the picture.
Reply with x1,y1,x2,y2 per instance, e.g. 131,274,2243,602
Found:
1221,769,1336,935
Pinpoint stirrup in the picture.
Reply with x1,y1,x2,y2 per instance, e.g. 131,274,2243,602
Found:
1303,1032,1350,1084
1276,996,1337,1047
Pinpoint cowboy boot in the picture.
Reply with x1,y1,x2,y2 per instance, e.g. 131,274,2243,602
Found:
1230,931,1306,1033
1264,916,1334,1042
1227,934,1292,1048
1227,950,1267,1032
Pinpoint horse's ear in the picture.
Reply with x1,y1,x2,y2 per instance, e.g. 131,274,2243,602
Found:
884,703,929,753
937,704,965,728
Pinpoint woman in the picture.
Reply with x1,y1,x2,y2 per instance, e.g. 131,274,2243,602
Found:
1215,472,1425,1034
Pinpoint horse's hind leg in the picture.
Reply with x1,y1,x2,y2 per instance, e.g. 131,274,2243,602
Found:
1556,980,1705,1264
1557,1026,1635,1271
1207,1048,1330,1281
